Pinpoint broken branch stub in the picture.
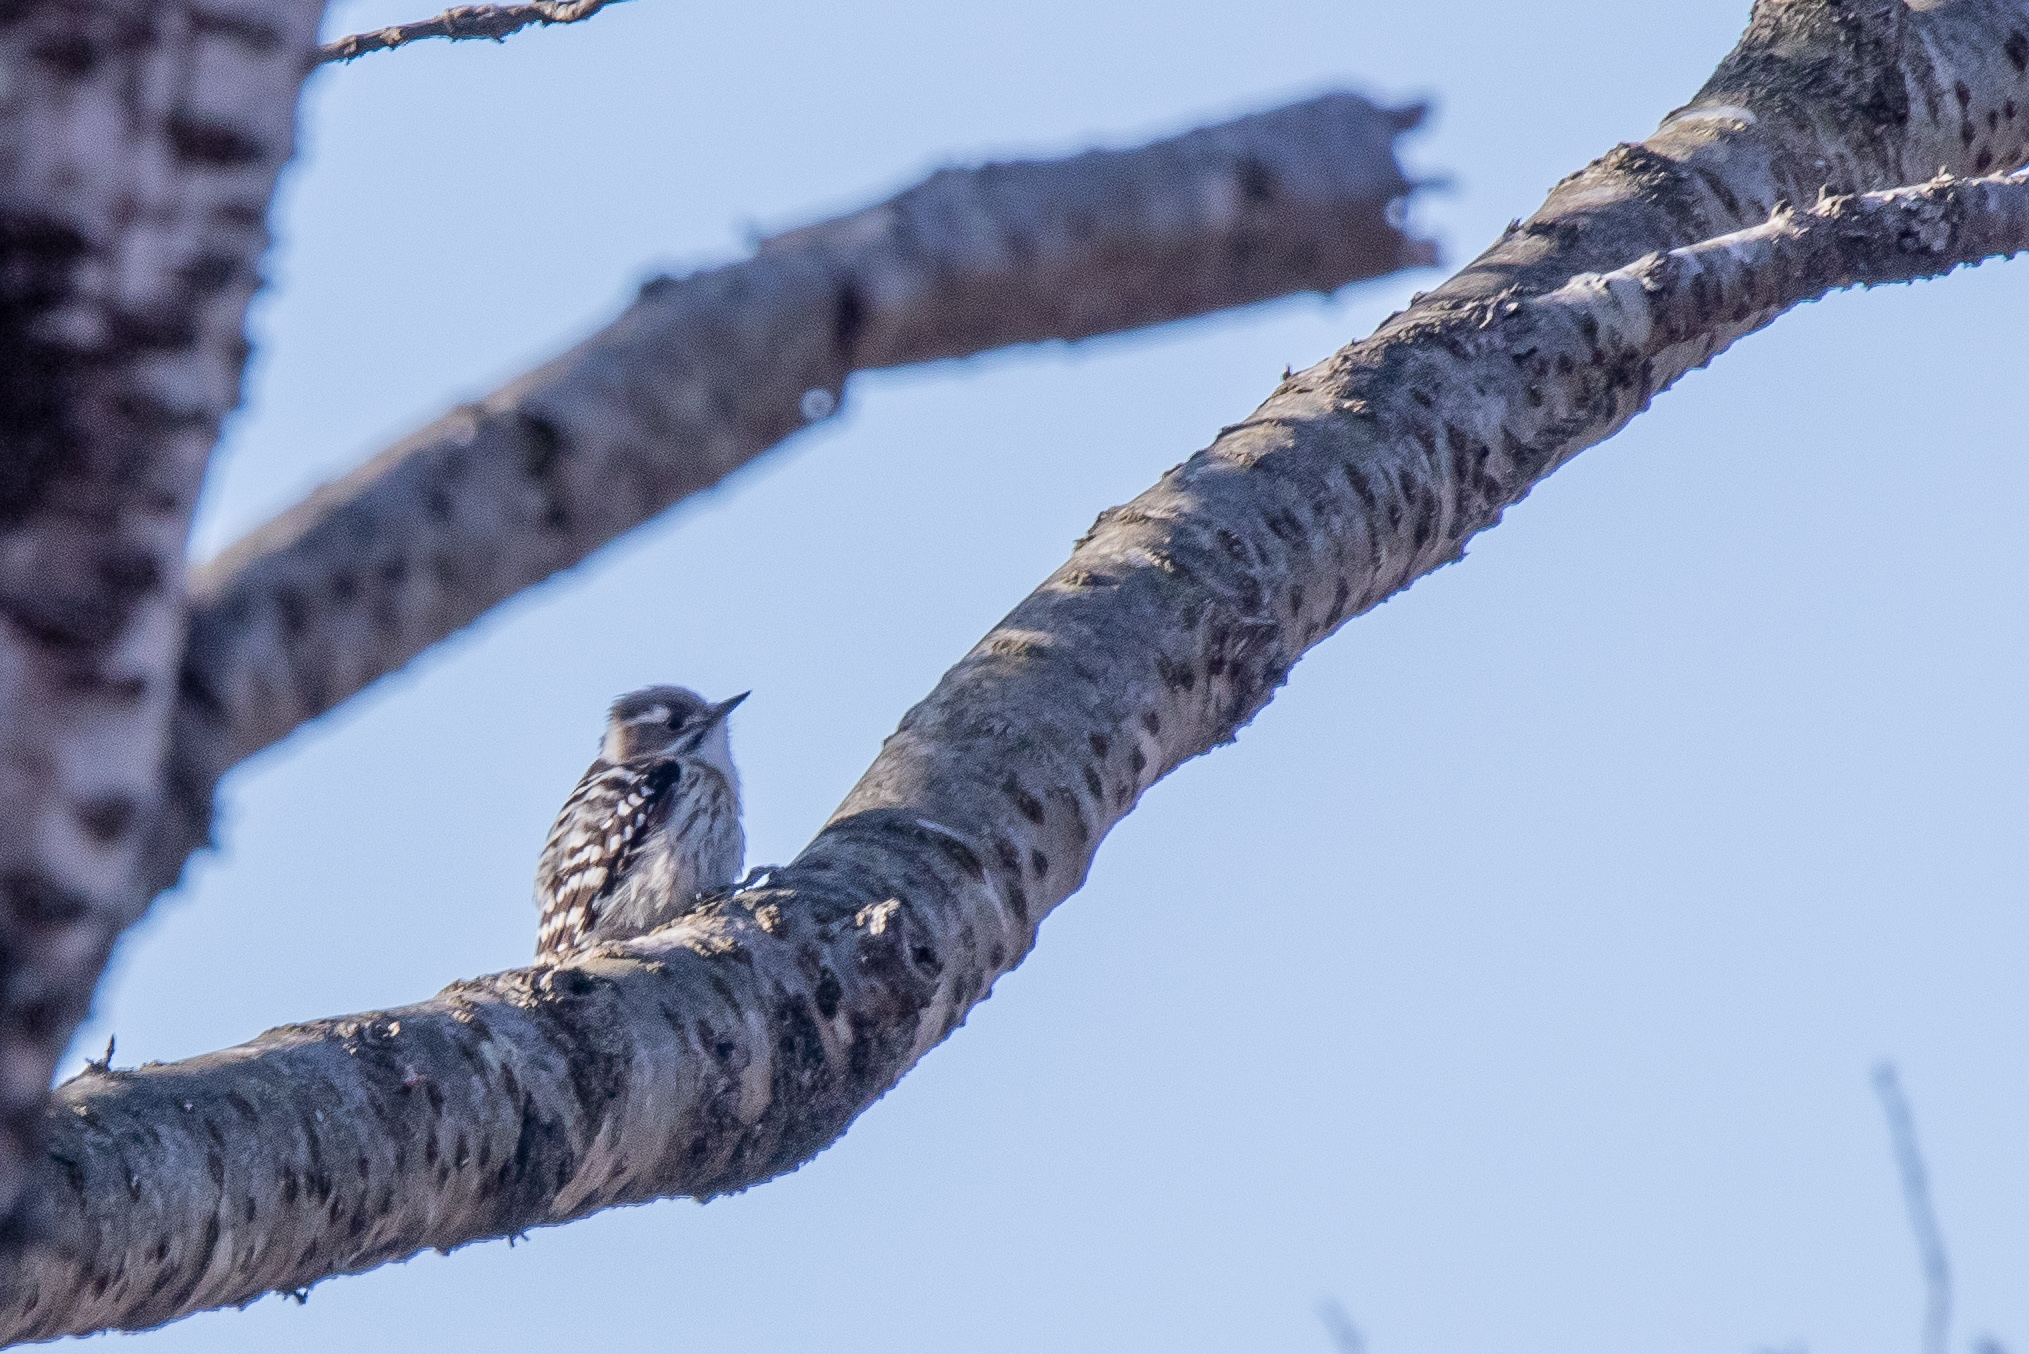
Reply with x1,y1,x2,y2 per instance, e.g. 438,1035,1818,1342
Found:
149,91,1433,897
10,0,2029,1341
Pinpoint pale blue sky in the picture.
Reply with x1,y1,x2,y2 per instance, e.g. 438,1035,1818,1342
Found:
69,2,2029,1351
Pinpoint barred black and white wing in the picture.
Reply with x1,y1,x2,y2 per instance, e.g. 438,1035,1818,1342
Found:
534,757,681,960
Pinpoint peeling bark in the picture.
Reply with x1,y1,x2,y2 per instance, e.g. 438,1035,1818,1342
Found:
0,0,323,1243
150,90,1432,897
6,0,2026,1341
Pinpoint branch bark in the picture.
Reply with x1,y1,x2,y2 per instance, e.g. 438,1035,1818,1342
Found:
7,0,2026,1340
147,91,1433,897
0,0,323,1243
316,0,629,65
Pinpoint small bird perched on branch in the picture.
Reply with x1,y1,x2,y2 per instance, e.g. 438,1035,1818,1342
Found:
534,685,747,961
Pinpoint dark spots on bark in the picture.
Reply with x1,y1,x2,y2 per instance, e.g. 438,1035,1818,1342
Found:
166,114,267,168
454,1133,470,1170
191,7,288,51
1082,765,1104,800
1088,732,1109,759
990,834,1020,873
274,585,309,643
1061,793,1091,846
30,30,98,76
1974,148,1993,172
1156,654,1196,693
75,794,137,845
1005,880,1029,923
832,282,867,358
1341,461,1377,514
108,302,201,350
1408,481,1437,552
243,1195,256,1222
911,944,940,972
164,1213,223,1309
1235,154,1277,204
1028,848,1049,879
1004,779,1045,824
814,969,842,1020
778,1000,826,1073
1691,164,1742,219
206,1151,224,1189
0,873,90,930
279,1167,298,1206
1142,711,1160,736
2008,32,2029,73
1214,528,1248,561
1327,578,1352,627
1265,507,1306,544
423,1081,444,1115
1961,119,1977,147
0,213,88,531
424,1134,438,1167
926,829,983,879
518,410,571,532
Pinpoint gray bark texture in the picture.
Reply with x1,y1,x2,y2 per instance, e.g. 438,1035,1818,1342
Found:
151,91,1432,901
0,0,323,1245
4,0,2027,1342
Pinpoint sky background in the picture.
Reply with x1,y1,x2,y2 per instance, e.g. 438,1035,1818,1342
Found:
58,1,2029,1351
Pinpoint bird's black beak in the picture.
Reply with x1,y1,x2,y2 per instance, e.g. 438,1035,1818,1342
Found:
709,691,750,725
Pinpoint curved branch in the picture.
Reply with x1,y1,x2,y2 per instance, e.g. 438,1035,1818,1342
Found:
316,1,630,65
8,0,2027,1335
16,167,2027,1344
145,91,1433,894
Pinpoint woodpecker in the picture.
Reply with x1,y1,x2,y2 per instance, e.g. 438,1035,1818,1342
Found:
534,685,747,961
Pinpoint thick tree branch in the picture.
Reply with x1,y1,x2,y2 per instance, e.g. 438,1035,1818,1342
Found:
7,0,2025,1339
14,169,2026,1343
316,0,628,65
0,0,324,1242
147,92,1433,895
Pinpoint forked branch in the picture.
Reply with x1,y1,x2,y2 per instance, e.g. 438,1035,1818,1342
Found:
9,0,2027,1336
148,91,1434,900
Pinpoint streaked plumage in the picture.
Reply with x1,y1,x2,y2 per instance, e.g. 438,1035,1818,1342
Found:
534,685,746,961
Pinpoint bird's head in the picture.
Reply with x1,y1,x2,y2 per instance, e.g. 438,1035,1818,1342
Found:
603,685,748,778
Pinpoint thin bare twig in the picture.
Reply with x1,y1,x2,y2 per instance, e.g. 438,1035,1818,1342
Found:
1874,1062,1951,1354
1317,1299,1367,1354
317,0,631,65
